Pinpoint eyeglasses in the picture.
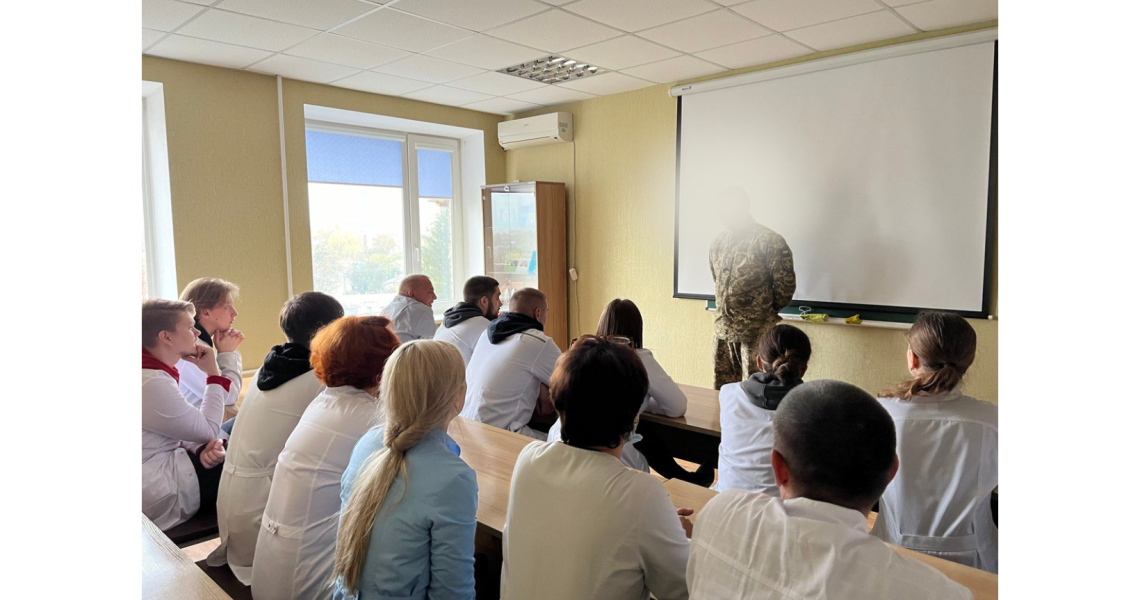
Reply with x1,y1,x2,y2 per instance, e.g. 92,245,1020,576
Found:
570,334,633,348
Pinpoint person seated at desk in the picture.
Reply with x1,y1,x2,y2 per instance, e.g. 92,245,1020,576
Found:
434,275,502,365
871,311,998,573
175,277,244,415
252,316,400,600
461,287,560,440
686,380,971,600
715,324,811,495
381,274,439,342
141,299,228,531
501,336,691,600
332,341,476,600
207,291,344,585
547,298,712,485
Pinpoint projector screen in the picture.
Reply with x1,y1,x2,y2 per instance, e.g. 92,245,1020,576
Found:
674,38,996,316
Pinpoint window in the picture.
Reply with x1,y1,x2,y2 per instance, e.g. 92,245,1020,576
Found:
305,123,462,316
142,81,177,300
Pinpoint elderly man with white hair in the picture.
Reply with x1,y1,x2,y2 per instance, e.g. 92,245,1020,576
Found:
380,274,438,342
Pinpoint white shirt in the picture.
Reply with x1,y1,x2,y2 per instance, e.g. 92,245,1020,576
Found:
206,369,325,584
433,315,491,365
141,367,226,531
871,388,999,573
713,382,778,494
461,328,561,439
380,294,438,342
501,441,690,600
176,350,242,408
547,348,687,471
687,490,971,600
251,386,383,600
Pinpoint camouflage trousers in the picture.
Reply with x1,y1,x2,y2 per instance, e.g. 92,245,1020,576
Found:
714,336,763,390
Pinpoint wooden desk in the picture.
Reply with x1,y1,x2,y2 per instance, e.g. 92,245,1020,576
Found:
142,514,231,600
639,384,720,437
448,418,534,536
659,480,998,600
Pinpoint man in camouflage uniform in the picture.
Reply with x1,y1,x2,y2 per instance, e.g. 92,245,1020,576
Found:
710,188,797,389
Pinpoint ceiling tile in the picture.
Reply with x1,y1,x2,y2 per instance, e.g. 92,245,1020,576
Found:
639,9,770,53
558,71,654,95
731,0,881,32
882,0,932,5
143,28,166,51
424,34,547,70
215,0,376,30
178,9,318,51
403,86,495,107
334,71,435,95
695,34,811,69
179,0,215,4
462,97,542,115
564,0,719,33
621,55,724,83
486,9,623,53
448,70,549,95
285,34,409,69
538,0,576,5
374,55,487,83
146,34,273,69
709,0,750,5
142,0,204,32
334,8,472,53
784,10,916,51
563,35,680,70
507,85,595,105
393,0,549,32
896,0,998,31
247,54,361,83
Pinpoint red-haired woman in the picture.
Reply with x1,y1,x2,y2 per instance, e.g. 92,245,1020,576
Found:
252,316,400,600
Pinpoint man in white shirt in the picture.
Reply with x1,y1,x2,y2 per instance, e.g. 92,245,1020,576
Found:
433,275,501,364
461,288,560,440
686,380,971,600
380,274,438,342
175,278,245,415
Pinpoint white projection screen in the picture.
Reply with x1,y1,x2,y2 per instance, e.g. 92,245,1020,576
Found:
674,37,996,317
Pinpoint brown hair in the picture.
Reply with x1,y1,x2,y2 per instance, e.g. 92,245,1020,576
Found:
179,277,239,314
142,299,195,347
596,298,644,349
509,287,547,315
882,311,976,400
310,316,400,389
553,337,648,449
759,324,812,384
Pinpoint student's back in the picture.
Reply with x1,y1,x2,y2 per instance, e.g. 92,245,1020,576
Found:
433,315,489,364
433,275,501,365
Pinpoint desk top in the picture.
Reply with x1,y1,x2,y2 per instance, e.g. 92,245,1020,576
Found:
141,514,231,600
639,384,721,437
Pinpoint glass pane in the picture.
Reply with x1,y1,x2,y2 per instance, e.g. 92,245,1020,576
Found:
417,148,454,304
489,191,538,307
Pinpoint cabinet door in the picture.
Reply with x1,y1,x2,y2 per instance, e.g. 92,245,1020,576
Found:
487,190,539,306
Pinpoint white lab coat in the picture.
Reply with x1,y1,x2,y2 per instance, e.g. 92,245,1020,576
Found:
206,370,325,584
501,441,690,600
461,329,561,439
141,368,226,531
871,388,999,573
176,350,242,408
713,382,778,494
686,490,971,599
251,386,383,600
380,294,438,342
546,348,687,471
433,315,491,365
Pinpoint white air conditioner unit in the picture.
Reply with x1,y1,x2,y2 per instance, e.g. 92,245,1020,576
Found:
498,112,573,150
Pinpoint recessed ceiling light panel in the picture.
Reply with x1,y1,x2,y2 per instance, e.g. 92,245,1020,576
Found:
498,55,603,85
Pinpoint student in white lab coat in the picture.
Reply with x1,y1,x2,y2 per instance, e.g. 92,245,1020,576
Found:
207,292,344,585
715,324,812,494
870,311,998,573
381,274,438,342
175,278,245,420
461,288,560,440
251,315,400,600
687,380,970,600
433,275,502,364
502,336,692,600
141,299,228,531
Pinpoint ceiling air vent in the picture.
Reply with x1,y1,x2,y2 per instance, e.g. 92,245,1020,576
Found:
497,55,602,85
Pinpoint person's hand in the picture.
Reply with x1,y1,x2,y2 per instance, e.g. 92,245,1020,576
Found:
184,342,221,376
198,439,226,469
214,328,245,353
677,507,695,539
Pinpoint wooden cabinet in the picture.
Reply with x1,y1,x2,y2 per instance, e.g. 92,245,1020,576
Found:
481,182,568,350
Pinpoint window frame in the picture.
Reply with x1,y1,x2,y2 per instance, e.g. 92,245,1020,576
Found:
142,81,177,300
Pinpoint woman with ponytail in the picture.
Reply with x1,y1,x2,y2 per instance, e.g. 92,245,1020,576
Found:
714,324,812,495
332,340,475,600
870,311,999,574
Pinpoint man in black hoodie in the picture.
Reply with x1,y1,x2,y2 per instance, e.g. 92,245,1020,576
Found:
433,276,501,365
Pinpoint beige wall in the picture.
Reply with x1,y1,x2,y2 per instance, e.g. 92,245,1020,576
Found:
142,56,505,367
506,22,999,402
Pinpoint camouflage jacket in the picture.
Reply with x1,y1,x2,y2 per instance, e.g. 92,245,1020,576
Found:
710,222,796,341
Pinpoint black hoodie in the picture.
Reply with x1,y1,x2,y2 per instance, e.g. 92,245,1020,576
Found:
257,342,314,391
486,312,544,344
740,371,803,411
195,321,213,347
443,302,488,328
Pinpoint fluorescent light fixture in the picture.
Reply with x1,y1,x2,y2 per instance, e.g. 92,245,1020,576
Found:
497,55,604,85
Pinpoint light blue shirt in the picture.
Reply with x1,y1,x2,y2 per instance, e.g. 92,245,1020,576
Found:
333,427,478,600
